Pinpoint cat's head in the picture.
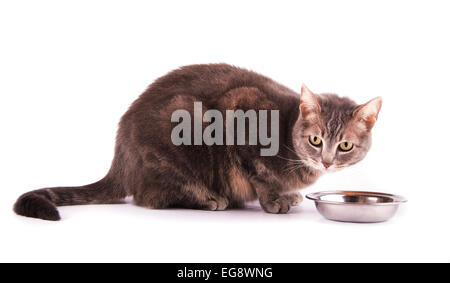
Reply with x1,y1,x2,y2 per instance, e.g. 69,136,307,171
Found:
292,84,382,172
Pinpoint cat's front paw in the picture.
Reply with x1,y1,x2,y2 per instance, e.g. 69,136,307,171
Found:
284,192,303,206
260,196,291,214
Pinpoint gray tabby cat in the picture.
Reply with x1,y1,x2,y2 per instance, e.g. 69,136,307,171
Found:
14,64,382,220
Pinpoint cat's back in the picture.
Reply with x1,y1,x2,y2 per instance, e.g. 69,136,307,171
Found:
120,64,299,140
141,63,298,102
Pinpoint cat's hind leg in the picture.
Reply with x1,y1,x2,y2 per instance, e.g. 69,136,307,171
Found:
133,181,229,211
178,183,229,211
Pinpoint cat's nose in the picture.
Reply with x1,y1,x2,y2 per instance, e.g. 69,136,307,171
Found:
322,162,332,169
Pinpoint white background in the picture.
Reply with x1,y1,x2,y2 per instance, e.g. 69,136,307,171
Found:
1,0,449,263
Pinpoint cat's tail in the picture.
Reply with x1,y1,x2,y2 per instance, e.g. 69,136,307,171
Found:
13,176,126,221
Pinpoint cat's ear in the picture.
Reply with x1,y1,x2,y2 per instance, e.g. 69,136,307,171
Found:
300,84,320,120
352,96,382,130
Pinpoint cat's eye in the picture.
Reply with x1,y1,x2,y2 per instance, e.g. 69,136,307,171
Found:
339,141,353,152
309,135,322,147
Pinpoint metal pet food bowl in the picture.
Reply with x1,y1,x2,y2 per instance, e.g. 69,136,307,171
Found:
306,190,407,223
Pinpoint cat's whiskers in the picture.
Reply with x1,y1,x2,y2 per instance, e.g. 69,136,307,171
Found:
285,164,308,174
277,156,311,174
276,145,311,173
283,144,301,156
275,154,304,163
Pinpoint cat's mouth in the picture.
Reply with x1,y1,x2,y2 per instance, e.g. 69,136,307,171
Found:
304,159,327,172
325,164,347,173
306,159,346,173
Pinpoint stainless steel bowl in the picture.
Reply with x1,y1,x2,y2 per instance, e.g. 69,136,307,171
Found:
306,191,407,223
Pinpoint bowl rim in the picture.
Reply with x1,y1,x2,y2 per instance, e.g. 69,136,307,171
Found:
305,190,407,206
